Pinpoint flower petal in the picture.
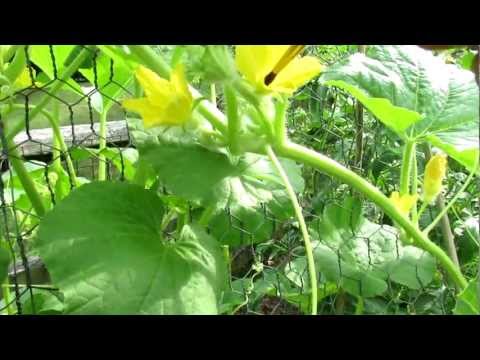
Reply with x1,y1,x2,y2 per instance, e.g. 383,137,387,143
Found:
163,98,193,125
423,154,447,203
270,56,323,94
170,64,193,103
135,66,173,102
122,98,166,128
235,45,289,89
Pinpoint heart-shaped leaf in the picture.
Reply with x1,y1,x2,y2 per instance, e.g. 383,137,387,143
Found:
36,182,227,314
139,140,303,210
320,45,479,172
139,140,303,246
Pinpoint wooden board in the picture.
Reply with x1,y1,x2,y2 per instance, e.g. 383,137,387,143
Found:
13,120,130,157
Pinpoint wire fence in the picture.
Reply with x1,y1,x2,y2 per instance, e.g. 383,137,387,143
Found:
0,45,461,315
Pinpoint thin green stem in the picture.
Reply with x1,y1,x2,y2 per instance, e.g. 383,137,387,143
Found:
231,78,261,108
48,116,78,188
354,296,364,315
231,269,262,315
273,98,288,146
128,45,170,78
417,202,429,220
6,46,96,141
195,100,228,134
199,205,216,227
400,140,415,195
266,145,318,315
5,140,46,217
224,84,240,155
423,161,479,236
411,144,419,225
51,103,65,200
223,245,231,289
210,83,217,107
97,110,108,181
276,141,468,290
2,280,15,315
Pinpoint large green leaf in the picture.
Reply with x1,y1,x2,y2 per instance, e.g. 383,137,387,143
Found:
286,197,436,297
139,140,303,246
453,278,480,315
139,140,303,210
320,45,479,172
36,182,227,314
322,80,423,134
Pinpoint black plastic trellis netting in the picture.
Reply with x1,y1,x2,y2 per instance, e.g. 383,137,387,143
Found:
0,45,460,315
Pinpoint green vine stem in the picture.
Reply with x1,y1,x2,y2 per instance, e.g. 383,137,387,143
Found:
51,102,65,200
210,84,217,107
273,99,288,146
231,266,262,315
400,140,415,195
266,145,318,315
98,109,108,181
224,84,240,155
1,280,15,315
6,142,46,217
417,202,429,219
276,141,468,290
198,205,216,227
223,245,231,289
411,144,419,225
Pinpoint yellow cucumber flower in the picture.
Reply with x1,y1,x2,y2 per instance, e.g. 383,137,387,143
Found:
122,64,193,128
390,191,418,216
423,153,447,204
235,45,323,95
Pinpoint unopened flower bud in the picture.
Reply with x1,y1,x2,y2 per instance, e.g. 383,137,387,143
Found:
423,154,447,204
